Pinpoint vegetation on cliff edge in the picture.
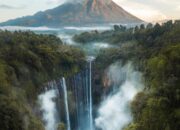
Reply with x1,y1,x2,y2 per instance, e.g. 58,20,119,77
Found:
92,20,180,130
0,30,85,130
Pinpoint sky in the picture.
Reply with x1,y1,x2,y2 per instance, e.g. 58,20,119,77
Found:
0,0,179,22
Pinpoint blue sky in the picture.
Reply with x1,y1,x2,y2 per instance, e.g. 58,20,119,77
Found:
0,0,179,22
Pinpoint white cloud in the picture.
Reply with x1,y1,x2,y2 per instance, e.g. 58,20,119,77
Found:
113,0,168,22
158,0,180,5
46,0,84,4
127,8,167,22
176,5,180,10
47,0,66,4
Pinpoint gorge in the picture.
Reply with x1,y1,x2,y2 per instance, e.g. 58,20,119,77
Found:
0,1,179,129
38,59,143,130
0,21,180,130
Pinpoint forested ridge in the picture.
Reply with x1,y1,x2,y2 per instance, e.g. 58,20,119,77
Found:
0,31,85,130
88,20,180,130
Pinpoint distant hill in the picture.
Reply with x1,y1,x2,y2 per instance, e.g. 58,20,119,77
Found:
0,0,143,27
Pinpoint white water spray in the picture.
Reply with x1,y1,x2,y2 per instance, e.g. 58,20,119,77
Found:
95,62,143,130
39,89,58,130
62,77,71,130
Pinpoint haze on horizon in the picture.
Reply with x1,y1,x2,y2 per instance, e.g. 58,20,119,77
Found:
0,0,179,23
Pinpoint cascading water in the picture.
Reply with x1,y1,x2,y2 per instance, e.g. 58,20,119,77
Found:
38,58,142,130
95,62,143,130
38,82,59,130
62,77,71,130
88,57,94,130
38,58,95,130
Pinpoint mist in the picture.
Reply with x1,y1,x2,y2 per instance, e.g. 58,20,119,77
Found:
95,62,143,130
63,0,112,4
38,89,58,130
63,0,85,4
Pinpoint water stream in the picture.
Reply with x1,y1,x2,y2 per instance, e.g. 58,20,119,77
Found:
62,77,71,130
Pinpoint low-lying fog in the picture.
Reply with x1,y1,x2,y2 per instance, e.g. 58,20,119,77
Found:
0,25,117,55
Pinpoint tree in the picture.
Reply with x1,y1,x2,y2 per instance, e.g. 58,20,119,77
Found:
114,25,120,31
57,123,66,130
0,97,24,130
140,24,145,30
146,23,153,29
134,26,139,32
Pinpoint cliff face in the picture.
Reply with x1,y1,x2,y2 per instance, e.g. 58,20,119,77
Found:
0,0,142,27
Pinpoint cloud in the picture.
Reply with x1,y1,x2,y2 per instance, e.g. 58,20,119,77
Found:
0,4,25,9
47,0,64,4
0,4,16,9
46,0,85,5
122,5,167,22
158,0,180,5
176,5,180,10
113,0,168,22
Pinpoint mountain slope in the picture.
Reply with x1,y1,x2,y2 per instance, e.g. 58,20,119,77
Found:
0,0,143,27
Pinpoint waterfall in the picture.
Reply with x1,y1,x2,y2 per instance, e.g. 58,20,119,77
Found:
89,59,93,130
62,77,71,130
38,59,142,130
95,62,143,130
39,57,95,130
38,57,144,130
73,57,94,130
38,82,58,130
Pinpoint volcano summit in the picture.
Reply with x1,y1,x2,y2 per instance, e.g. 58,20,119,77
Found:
0,0,143,27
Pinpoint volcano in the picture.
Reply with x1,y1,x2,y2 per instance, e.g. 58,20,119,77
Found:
0,0,143,27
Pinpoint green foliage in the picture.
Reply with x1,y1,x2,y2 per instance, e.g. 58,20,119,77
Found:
73,31,100,43
57,123,66,130
0,60,11,95
92,21,180,130
0,96,24,130
131,92,148,122
28,116,44,130
124,123,139,130
114,25,127,32
0,30,85,95
75,20,180,48
0,30,85,130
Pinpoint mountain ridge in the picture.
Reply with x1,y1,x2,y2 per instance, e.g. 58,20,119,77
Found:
0,0,143,27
